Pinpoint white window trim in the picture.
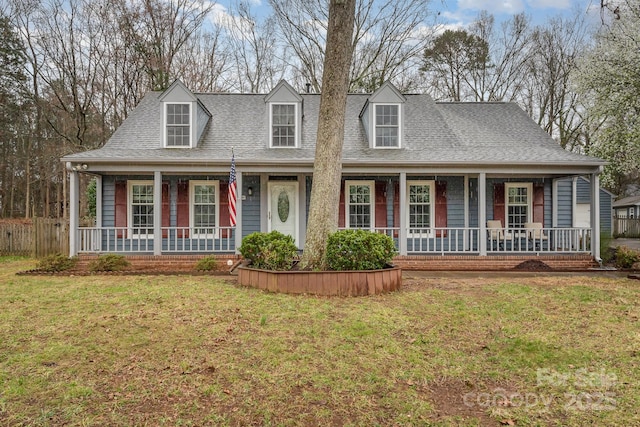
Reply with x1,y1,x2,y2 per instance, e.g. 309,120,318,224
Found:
345,180,375,230
128,180,154,238
269,102,299,148
373,103,401,149
164,102,192,148
504,182,533,231
189,180,220,238
406,180,435,237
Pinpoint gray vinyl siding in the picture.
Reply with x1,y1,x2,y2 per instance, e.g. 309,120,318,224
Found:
576,177,591,204
600,191,612,236
242,175,261,238
556,179,573,228
103,176,115,227
468,178,478,228
445,176,465,228
196,103,209,143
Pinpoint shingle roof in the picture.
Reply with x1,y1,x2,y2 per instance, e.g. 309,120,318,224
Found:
613,195,640,208
63,89,605,168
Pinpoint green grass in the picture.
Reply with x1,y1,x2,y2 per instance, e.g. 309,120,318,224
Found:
0,258,639,426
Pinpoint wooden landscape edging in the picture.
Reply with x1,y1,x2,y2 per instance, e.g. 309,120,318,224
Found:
237,266,402,296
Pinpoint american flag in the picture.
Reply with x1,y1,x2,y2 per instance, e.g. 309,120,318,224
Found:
228,153,237,227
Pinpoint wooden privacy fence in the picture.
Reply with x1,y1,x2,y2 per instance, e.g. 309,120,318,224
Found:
0,218,69,257
614,217,640,238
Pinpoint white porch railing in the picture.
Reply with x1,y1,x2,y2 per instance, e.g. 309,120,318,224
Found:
77,227,236,253
76,226,591,255
485,226,591,254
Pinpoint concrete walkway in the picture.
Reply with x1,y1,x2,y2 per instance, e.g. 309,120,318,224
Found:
611,238,640,250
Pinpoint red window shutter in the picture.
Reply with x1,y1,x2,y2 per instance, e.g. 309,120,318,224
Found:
533,183,544,224
493,183,505,226
219,182,230,237
177,181,189,238
115,180,127,237
435,181,447,237
338,182,345,228
393,181,400,237
375,181,387,229
162,181,170,237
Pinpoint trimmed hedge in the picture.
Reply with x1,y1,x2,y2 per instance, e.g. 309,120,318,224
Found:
325,229,397,271
238,231,298,271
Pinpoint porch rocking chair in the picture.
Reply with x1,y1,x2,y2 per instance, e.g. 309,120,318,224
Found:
524,222,548,251
487,220,511,250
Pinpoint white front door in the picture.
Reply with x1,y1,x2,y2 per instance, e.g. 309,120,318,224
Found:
268,181,299,246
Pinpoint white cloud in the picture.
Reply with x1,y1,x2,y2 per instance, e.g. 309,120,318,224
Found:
525,0,572,10
457,0,525,14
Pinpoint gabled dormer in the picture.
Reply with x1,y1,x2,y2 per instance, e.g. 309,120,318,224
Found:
359,82,406,149
264,80,303,148
159,80,211,148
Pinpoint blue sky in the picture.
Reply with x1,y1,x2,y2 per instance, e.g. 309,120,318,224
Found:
213,0,599,27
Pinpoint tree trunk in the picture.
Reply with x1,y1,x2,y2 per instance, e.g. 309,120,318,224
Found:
300,0,356,270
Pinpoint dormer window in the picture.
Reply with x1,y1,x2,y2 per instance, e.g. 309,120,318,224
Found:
166,103,191,147
270,103,298,147
359,82,406,149
265,81,303,149
375,104,400,147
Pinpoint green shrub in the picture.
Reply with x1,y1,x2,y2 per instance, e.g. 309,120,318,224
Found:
238,231,298,271
325,229,397,271
615,246,640,269
37,253,78,272
88,254,130,272
195,255,218,271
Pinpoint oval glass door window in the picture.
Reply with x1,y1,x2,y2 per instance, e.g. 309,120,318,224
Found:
278,191,290,222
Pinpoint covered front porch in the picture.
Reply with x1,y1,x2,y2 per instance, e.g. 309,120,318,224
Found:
67,165,603,261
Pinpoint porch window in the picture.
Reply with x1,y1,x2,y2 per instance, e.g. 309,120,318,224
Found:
375,104,400,148
190,181,219,236
346,181,374,229
505,182,532,229
129,181,154,236
166,103,191,147
407,181,434,235
271,103,297,147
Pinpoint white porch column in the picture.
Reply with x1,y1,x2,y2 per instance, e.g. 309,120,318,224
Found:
478,172,487,256
464,175,469,251
591,172,601,261
153,171,162,255
235,171,243,253
69,169,79,257
399,172,407,256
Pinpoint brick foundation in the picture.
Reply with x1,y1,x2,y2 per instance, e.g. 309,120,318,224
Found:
393,254,599,271
77,254,241,273
78,253,598,272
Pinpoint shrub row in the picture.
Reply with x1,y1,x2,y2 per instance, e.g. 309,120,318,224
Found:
239,229,397,271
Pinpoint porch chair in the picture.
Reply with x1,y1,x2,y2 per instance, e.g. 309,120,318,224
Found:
487,220,511,250
524,222,548,251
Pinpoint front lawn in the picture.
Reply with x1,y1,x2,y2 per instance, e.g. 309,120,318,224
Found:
0,258,638,426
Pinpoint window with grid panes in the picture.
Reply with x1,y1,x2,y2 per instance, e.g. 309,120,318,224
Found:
346,182,373,229
271,104,296,147
375,104,399,147
191,182,218,235
166,104,190,147
130,182,154,235
407,181,434,234
505,183,532,229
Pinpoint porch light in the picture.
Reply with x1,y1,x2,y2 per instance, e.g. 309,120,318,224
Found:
247,186,253,196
